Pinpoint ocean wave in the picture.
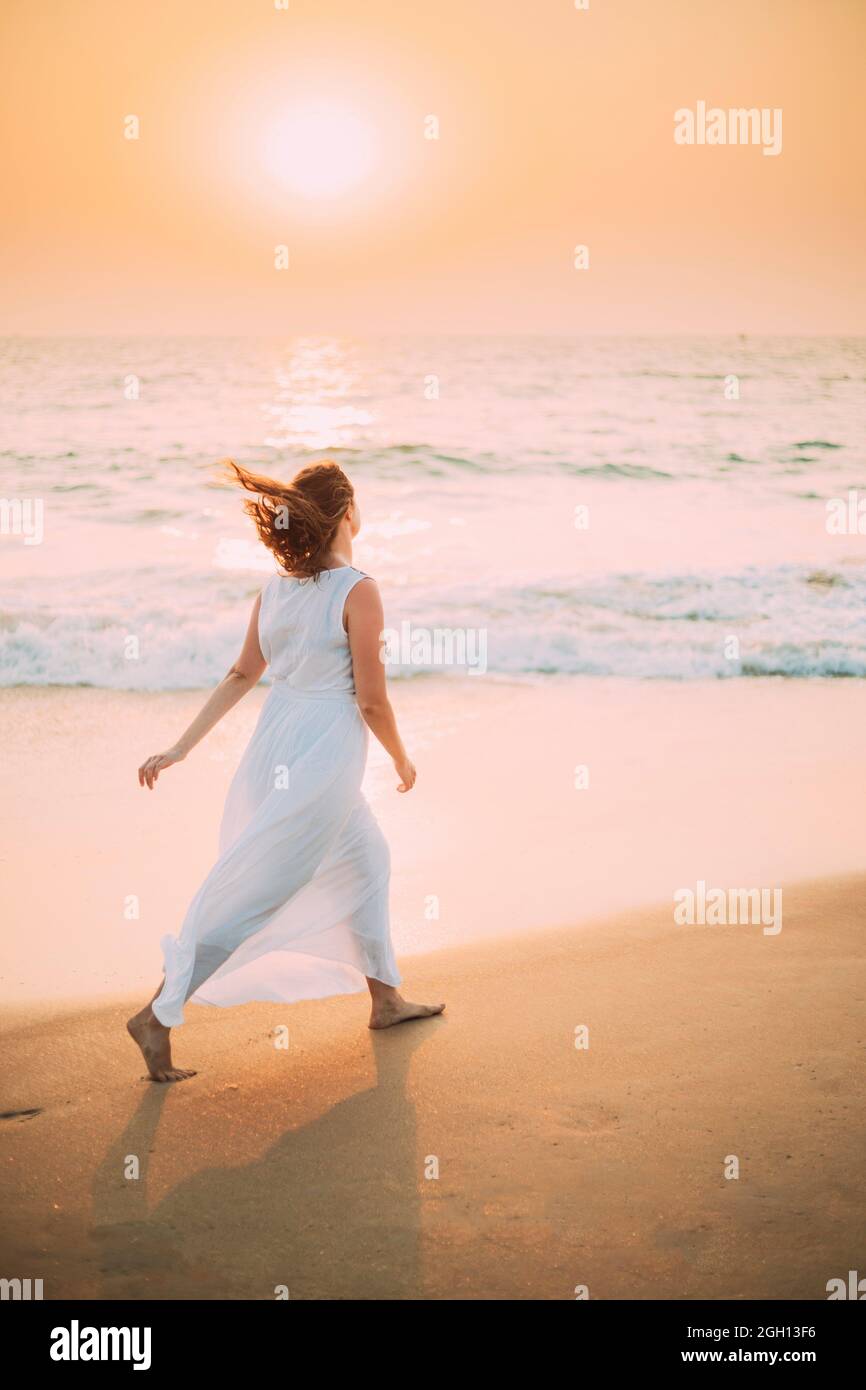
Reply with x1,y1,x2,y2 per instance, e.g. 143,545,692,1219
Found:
275,444,683,482
2,564,865,688
564,461,673,480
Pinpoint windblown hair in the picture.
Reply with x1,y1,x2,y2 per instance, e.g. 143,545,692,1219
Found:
224,459,354,580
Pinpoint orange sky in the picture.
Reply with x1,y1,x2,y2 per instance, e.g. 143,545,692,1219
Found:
1,0,864,334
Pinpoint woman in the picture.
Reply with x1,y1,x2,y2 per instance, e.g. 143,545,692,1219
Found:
128,459,444,1083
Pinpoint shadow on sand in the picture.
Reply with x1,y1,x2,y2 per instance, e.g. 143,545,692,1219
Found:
91,1023,433,1299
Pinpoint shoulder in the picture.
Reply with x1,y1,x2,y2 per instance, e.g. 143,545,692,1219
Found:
344,569,377,596
343,572,381,622
336,566,375,593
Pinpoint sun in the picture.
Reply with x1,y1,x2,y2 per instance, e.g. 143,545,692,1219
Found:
262,102,377,199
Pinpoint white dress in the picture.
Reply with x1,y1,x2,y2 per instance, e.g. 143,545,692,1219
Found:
152,566,401,1027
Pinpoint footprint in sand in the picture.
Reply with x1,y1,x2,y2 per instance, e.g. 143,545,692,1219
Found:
549,1103,620,1136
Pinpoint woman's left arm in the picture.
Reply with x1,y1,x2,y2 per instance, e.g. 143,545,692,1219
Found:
138,593,266,790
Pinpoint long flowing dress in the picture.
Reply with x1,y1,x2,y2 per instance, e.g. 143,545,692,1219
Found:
151,565,401,1027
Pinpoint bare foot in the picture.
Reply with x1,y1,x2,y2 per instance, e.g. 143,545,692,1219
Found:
368,993,445,1030
127,1007,196,1083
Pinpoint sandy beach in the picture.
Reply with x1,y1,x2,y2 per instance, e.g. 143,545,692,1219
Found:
1,680,864,1299
1,874,864,1300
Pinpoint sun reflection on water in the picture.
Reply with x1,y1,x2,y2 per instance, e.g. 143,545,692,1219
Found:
262,340,374,451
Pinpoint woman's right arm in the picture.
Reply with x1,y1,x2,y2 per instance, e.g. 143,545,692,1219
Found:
345,578,416,793
138,593,266,789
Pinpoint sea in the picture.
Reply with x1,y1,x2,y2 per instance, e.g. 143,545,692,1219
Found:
2,334,865,688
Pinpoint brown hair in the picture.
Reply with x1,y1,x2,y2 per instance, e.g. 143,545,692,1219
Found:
224,459,354,579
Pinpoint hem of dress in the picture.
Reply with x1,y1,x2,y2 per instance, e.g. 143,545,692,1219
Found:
152,837,397,1029
151,933,196,1027
151,997,177,1027
154,949,402,1028
189,964,403,1013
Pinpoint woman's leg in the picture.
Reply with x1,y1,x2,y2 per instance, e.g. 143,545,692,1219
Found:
339,799,445,1028
127,982,196,1084
366,976,445,1030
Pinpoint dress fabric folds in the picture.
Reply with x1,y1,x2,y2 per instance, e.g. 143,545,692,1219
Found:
152,566,401,1027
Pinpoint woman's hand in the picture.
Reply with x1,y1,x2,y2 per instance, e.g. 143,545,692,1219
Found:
138,747,186,790
394,756,416,793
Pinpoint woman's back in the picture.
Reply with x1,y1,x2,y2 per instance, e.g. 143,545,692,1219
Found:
259,566,367,694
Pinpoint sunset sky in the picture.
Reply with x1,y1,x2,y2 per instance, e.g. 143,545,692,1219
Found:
1,0,864,335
